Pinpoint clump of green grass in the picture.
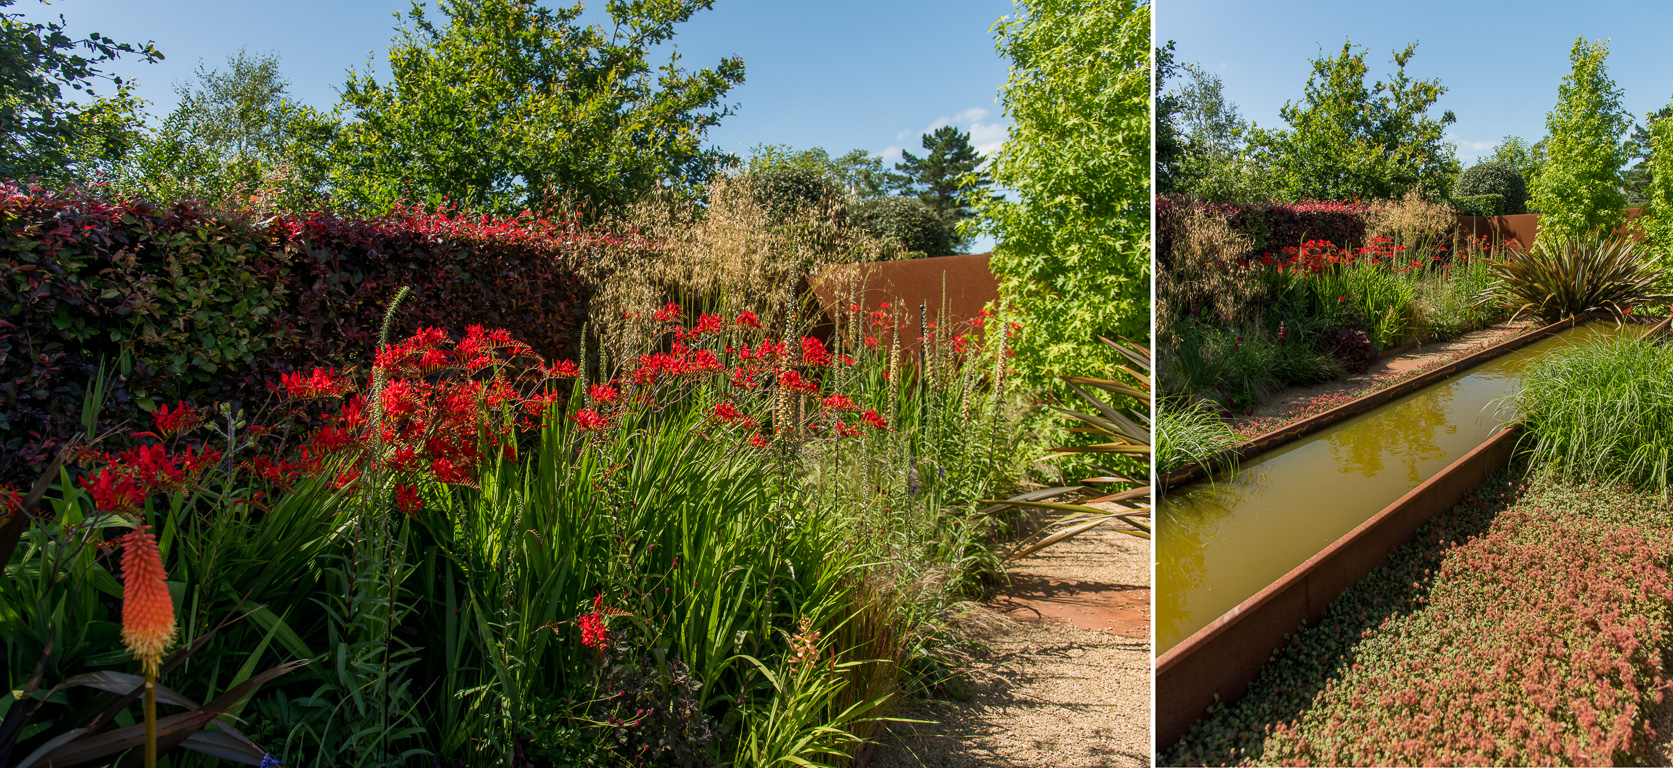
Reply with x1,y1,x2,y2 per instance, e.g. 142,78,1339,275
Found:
1155,398,1241,475
1519,334,1673,494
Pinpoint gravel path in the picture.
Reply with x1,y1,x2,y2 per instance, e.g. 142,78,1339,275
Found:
865,526,1152,768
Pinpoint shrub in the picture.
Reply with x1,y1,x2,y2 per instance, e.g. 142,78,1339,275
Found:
0,184,613,482
1483,232,1673,322
850,196,952,257
1317,326,1377,373
1451,193,1504,218
1157,197,1377,267
747,165,844,221
1453,161,1529,214
1520,335,1673,493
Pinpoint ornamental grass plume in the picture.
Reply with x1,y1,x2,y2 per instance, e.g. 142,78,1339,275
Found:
119,526,175,673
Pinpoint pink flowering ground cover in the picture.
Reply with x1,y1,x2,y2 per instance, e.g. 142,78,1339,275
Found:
1164,465,1673,767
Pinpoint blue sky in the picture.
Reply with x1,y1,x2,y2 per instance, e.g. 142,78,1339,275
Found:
1162,0,1673,163
18,0,1017,170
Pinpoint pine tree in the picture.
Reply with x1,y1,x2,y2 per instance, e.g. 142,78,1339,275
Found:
895,125,990,244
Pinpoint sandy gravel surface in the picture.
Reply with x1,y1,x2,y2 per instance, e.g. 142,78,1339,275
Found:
865,526,1152,768
1229,320,1535,439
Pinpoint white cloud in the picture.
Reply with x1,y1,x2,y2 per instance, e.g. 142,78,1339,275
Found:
881,145,905,165
1449,134,1499,161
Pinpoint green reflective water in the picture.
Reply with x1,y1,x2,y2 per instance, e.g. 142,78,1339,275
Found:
1156,323,1638,654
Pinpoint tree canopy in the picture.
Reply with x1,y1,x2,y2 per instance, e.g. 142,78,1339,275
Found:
1530,37,1633,241
329,0,743,214
0,0,161,181
894,125,989,247
1250,41,1457,202
968,0,1149,382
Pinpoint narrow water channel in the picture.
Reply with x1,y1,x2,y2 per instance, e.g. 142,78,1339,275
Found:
1156,323,1638,654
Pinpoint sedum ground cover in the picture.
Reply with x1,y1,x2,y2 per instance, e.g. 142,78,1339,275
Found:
1165,464,1673,767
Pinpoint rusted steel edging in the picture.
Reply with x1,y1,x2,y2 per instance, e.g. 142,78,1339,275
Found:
1162,315,1604,492
1154,426,1524,749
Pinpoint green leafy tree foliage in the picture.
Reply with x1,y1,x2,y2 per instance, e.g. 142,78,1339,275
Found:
968,0,1149,383
1641,100,1673,261
1250,41,1458,202
0,0,160,181
851,196,950,257
330,0,743,215
745,143,898,199
1531,37,1633,241
118,50,335,208
1626,103,1671,203
1155,40,1184,195
746,165,841,220
1489,135,1548,198
1173,62,1270,202
895,125,990,249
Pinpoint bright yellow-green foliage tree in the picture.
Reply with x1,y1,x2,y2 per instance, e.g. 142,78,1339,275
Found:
968,0,1150,385
1643,98,1673,262
1531,37,1633,242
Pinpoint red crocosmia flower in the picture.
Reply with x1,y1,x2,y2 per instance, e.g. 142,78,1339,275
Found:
822,394,857,411
430,458,473,485
714,402,746,423
332,469,362,492
546,360,580,378
777,370,820,394
653,301,683,323
838,354,855,366
118,527,174,674
860,409,889,431
280,367,352,399
396,484,423,516
388,446,421,472
79,468,147,513
690,349,723,371
736,310,761,328
689,313,724,337
151,401,195,437
800,337,832,366
729,367,762,389
569,409,609,431
589,384,620,405
879,302,891,310
834,419,861,438
749,434,770,449
864,336,878,346
579,613,608,649
952,334,969,353
1338,296,1347,303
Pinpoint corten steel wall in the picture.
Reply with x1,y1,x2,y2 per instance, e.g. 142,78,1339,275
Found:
1454,208,1645,250
807,252,999,354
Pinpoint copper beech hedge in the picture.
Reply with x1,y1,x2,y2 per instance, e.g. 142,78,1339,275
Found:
0,183,640,482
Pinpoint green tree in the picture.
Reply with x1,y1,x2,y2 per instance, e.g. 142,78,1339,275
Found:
119,50,335,208
1172,62,1271,202
0,0,161,181
744,143,899,199
1640,99,1673,261
1250,41,1458,202
1531,38,1633,241
1488,134,1548,198
967,0,1149,383
330,0,743,215
1626,103,1671,203
1155,40,1185,195
895,125,990,250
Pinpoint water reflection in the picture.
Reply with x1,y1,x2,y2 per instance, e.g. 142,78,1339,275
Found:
1156,324,1635,653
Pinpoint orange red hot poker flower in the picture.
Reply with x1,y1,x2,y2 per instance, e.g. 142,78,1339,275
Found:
119,527,175,674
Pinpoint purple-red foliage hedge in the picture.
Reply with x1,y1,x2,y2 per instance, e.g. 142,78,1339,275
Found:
0,183,642,481
1157,196,1376,265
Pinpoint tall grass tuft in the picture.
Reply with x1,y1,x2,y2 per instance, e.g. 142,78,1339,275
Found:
1155,398,1242,475
1518,334,1673,494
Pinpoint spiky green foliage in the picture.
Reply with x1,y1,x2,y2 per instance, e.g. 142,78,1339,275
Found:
1482,233,1672,323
